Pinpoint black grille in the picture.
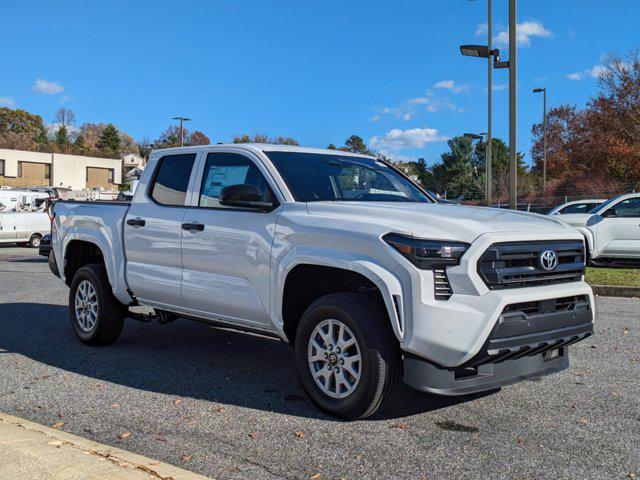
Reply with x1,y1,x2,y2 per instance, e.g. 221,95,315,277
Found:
462,295,593,370
478,240,585,290
433,268,453,300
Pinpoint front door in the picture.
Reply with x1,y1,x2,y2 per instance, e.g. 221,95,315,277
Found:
124,152,200,307
598,196,640,258
181,151,281,328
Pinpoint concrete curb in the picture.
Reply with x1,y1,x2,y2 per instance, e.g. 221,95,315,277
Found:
591,285,640,298
0,412,211,480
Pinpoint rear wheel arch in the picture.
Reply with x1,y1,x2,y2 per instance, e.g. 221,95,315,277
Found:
63,240,108,287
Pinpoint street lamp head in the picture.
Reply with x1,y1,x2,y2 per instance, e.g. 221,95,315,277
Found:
463,133,484,140
460,44,490,58
533,88,545,93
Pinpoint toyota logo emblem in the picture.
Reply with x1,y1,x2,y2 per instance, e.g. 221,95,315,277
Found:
539,250,559,271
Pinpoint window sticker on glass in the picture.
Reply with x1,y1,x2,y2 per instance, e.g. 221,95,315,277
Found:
201,165,250,206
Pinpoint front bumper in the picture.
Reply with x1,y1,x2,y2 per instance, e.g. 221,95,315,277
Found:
404,299,593,395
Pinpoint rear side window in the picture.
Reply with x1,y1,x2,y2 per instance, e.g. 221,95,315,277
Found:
149,154,197,206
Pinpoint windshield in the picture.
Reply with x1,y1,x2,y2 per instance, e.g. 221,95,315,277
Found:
266,152,433,203
588,195,624,214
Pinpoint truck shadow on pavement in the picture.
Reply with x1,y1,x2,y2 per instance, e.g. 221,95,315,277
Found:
0,302,494,421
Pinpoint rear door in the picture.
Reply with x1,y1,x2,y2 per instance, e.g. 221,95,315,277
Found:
180,150,282,328
13,214,29,241
0,215,12,241
0,214,18,240
124,152,200,308
598,196,640,258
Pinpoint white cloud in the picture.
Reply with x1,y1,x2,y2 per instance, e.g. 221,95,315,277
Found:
566,64,607,81
59,94,71,104
432,80,470,94
566,72,584,81
475,23,488,36
370,127,447,151
493,21,552,48
489,83,509,91
33,79,64,95
0,96,15,107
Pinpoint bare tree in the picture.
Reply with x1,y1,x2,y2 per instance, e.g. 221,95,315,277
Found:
54,108,76,128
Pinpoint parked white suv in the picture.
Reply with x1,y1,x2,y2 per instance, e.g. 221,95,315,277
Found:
560,193,640,265
547,199,606,215
49,145,594,419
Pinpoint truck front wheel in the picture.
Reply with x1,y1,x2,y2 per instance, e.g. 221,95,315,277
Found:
294,293,401,420
69,264,125,346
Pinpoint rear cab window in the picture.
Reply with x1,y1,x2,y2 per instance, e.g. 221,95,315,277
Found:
149,154,198,206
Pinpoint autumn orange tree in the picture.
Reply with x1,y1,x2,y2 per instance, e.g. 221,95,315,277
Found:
531,48,640,195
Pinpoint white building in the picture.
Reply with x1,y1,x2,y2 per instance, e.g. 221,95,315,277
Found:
0,149,125,190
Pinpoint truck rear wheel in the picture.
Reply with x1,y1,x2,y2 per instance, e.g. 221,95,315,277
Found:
294,293,401,420
69,264,126,346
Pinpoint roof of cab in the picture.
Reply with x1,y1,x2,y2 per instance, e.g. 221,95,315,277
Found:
151,143,377,159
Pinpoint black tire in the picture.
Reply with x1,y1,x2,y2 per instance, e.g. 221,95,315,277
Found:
29,234,42,248
294,292,402,420
68,264,126,346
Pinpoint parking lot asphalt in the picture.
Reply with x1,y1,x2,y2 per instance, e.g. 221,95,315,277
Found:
0,245,638,480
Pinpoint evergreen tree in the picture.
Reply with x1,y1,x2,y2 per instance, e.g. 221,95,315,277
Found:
55,125,70,152
97,123,121,157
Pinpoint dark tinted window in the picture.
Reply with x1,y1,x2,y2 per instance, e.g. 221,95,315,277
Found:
266,152,431,203
610,197,640,218
150,154,197,206
560,202,600,214
199,153,274,208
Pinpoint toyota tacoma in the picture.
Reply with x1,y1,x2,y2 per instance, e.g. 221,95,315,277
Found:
49,144,594,419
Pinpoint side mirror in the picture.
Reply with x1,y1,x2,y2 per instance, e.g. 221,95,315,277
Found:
219,184,274,210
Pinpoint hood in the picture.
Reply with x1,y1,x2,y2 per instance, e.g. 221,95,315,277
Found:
306,202,575,242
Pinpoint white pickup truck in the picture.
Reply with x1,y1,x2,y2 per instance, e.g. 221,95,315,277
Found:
50,144,594,419
559,193,640,266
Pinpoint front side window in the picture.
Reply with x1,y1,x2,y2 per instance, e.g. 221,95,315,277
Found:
199,152,275,209
609,197,640,218
149,154,197,206
266,152,433,203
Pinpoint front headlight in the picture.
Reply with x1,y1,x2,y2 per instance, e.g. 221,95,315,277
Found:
383,233,470,269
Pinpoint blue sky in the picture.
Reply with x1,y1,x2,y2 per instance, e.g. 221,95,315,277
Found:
1,0,638,166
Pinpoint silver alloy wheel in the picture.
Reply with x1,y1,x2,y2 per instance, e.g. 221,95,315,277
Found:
75,280,98,332
308,319,362,399
31,236,41,247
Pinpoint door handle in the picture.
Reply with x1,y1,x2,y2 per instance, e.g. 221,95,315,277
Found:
126,218,146,227
182,222,205,231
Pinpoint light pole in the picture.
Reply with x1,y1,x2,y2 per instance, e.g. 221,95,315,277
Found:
533,88,547,192
460,0,501,207
486,0,493,208
172,116,191,146
508,0,517,210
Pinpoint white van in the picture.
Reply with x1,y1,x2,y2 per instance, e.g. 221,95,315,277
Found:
0,212,51,247
0,190,49,212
